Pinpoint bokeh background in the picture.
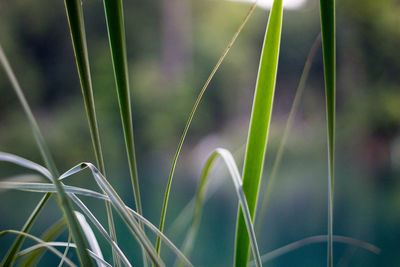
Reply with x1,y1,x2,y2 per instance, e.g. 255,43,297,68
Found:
1,0,399,266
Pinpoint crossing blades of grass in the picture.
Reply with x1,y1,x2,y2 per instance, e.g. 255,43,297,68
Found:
102,0,142,218
63,1,118,265
0,230,77,267
180,148,262,267
17,242,113,267
319,0,336,266
0,45,94,267
18,219,66,266
235,0,283,266
156,0,259,255
255,33,321,233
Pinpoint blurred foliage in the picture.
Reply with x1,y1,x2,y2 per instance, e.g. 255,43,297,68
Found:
0,0,399,266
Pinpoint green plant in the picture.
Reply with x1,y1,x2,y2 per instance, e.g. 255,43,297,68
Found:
0,0,381,266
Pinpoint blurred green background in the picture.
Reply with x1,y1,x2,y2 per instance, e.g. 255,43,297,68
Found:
1,0,399,266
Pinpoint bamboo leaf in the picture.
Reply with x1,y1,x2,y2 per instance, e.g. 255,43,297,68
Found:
319,0,336,266
0,45,94,267
234,0,283,266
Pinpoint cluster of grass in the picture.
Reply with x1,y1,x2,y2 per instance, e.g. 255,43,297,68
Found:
0,0,380,266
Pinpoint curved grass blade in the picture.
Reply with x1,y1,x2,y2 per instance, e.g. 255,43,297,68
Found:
75,212,105,267
235,0,283,266
17,242,113,267
156,0,259,255
0,230,77,267
0,181,108,200
18,219,66,266
0,45,94,267
319,0,336,266
255,34,321,233
63,1,118,264
180,148,262,267
0,152,51,179
102,0,142,217
248,235,380,266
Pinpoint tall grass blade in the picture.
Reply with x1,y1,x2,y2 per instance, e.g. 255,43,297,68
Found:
319,0,336,266
0,230,77,267
0,45,94,267
63,1,118,264
156,0,258,255
102,0,142,217
180,148,262,267
248,235,380,265
234,0,283,266
255,34,321,233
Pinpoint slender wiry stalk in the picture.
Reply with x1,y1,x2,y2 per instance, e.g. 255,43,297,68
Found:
155,0,259,255
63,0,119,265
255,34,321,234
319,0,336,266
234,0,283,266
0,45,94,267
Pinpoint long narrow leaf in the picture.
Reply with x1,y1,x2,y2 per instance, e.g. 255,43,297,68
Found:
156,0,258,255
319,0,336,266
0,45,93,267
63,1,118,265
102,0,142,218
235,0,283,266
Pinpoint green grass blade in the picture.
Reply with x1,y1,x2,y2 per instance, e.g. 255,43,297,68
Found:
63,1,119,264
0,45,94,267
156,1,258,255
179,148,262,267
255,34,321,233
249,235,380,265
0,230,77,267
234,0,283,266
319,0,336,266
18,219,67,266
102,0,142,217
